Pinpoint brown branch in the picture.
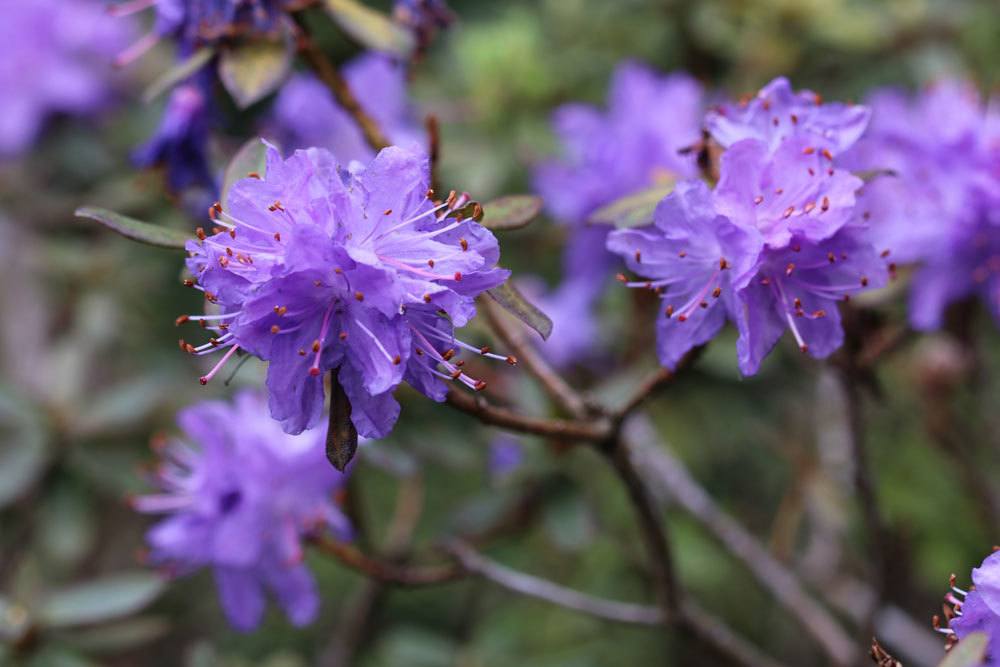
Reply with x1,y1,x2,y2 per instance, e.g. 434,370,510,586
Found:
624,415,859,666
480,296,589,418
312,536,463,586
292,13,391,152
444,389,610,441
679,600,787,667
445,540,665,625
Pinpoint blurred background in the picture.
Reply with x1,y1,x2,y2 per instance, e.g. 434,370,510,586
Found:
1,0,999,665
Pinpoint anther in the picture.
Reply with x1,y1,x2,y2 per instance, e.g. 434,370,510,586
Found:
473,380,487,391
453,272,462,281
384,208,392,215
719,257,729,270
753,195,764,205
785,263,795,276
803,146,814,155
426,188,435,199
860,276,869,287
392,355,401,365
354,291,364,301
803,202,816,214
506,356,517,365
312,340,321,353
783,206,795,218
339,332,348,340
309,367,321,377
813,310,826,318
615,273,627,282
880,249,891,258
274,232,282,242
274,305,287,316
196,227,206,240
790,114,799,125
175,315,190,326
480,346,491,355
428,259,435,268
460,238,469,251
635,250,642,263
821,148,833,161
247,171,261,179
442,348,456,361
820,196,830,212
679,250,688,258
712,287,722,298
270,325,280,334
423,293,432,303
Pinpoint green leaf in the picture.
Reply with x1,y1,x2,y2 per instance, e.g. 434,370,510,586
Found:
38,572,166,628
323,0,415,57
480,195,543,231
0,388,49,509
938,633,988,667
142,48,215,104
218,36,293,109
57,616,169,654
75,207,190,250
485,281,553,340
221,138,269,210
587,182,676,229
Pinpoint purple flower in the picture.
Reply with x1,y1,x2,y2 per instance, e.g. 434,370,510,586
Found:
393,0,453,53
269,53,424,165
733,230,887,375
488,434,524,481
0,0,132,157
706,77,870,156
179,144,508,437
714,137,864,249
133,391,352,632
112,0,300,60
945,550,1000,665
607,181,762,370
134,82,216,194
535,62,703,228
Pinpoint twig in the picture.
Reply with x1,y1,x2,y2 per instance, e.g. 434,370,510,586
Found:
292,13,391,152
312,535,461,586
679,600,787,667
624,415,859,666
480,296,590,418
445,539,664,625
444,389,609,441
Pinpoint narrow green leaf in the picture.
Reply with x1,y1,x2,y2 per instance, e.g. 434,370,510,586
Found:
480,195,543,231
486,281,553,340
221,138,269,210
218,36,292,109
75,207,190,250
587,182,676,229
323,0,415,57
938,633,988,667
38,572,166,628
327,373,358,472
142,48,215,104
0,388,48,509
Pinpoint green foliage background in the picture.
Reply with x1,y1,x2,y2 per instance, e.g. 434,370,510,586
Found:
1,0,999,665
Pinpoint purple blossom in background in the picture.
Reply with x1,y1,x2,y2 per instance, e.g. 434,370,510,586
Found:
134,82,216,194
533,62,703,363
706,77,870,156
270,53,425,164
133,391,352,632
181,144,508,437
0,0,132,157
607,181,761,369
945,550,1000,666
839,81,1000,330
488,434,524,482
394,0,454,53
112,0,302,61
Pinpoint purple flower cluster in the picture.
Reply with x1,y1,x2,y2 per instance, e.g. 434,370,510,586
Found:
0,0,132,157
943,550,1000,665
607,78,888,374
533,62,704,365
841,81,1000,330
179,144,508,437
133,391,352,631
270,53,425,165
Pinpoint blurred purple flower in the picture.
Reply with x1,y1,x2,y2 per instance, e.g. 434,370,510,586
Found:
607,181,762,369
945,550,1000,666
488,434,524,481
134,82,216,194
394,0,454,53
270,53,424,164
180,144,507,437
706,77,870,156
112,0,302,60
133,391,352,632
533,62,703,364
0,0,132,157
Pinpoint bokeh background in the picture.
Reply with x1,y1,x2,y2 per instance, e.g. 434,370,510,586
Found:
2,0,999,665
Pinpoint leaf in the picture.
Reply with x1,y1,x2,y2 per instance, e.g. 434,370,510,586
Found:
0,388,49,509
38,572,166,628
75,207,190,250
218,36,293,109
327,374,358,472
485,281,553,340
142,48,215,104
57,616,169,654
479,195,543,231
323,0,415,57
938,633,988,667
221,138,269,210
587,182,676,229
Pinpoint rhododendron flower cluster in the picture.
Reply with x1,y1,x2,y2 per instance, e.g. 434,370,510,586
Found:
179,144,508,437
942,550,1000,665
133,391,352,632
607,78,888,374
